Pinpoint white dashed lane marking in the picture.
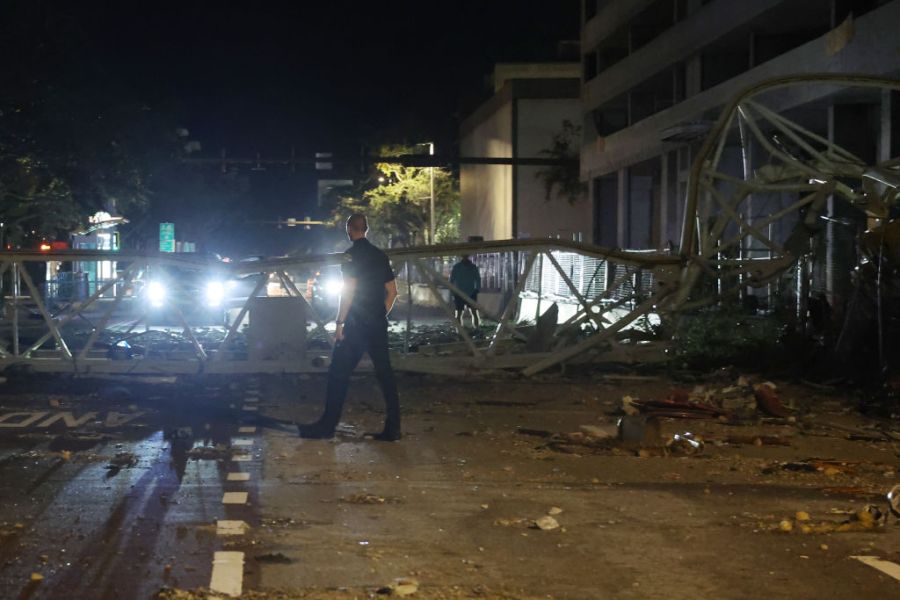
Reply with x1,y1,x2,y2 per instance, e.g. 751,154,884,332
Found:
208,385,258,594
216,520,249,536
222,491,249,504
852,556,900,582
210,551,244,596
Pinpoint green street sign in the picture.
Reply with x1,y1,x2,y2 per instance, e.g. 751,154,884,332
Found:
159,222,175,253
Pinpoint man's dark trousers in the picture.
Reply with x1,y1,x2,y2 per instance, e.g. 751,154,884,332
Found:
318,322,400,434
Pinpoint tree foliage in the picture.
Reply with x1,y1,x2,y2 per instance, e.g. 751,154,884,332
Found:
328,145,460,247
535,120,587,206
0,2,181,246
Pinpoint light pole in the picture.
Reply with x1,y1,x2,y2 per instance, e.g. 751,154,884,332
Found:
428,143,435,245
416,142,435,244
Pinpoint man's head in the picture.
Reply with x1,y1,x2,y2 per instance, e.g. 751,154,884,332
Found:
461,254,470,261
346,213,368,241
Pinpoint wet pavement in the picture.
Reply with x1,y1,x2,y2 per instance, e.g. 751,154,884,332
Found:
0,376,277,599
0,373,896,599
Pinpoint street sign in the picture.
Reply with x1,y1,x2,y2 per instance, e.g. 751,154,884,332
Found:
159,222,175,253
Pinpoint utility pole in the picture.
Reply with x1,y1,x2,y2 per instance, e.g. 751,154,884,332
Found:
428,143,435,245
415,142,436,244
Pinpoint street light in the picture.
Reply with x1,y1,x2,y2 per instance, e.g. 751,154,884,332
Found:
416,142,435,244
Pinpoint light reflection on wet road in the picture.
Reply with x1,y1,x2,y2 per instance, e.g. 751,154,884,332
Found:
0,376,277,599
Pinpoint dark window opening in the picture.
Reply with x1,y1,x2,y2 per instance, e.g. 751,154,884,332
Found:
594,174,619,247
592,98,629,137
752,29,828,66
630,0,677,53
834,0,886,23
701,48,750,91
673,63,686,103
833,103,880,165
598,44,629,72
584,51,598,81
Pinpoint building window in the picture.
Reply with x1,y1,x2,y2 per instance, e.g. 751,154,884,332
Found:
584,51,598,81
673,63,686,104
591,97,629,137
597,41,628,72
834,0,884,23
593,174,619,247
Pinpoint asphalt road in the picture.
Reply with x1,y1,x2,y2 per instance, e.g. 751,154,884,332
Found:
0,374,897,599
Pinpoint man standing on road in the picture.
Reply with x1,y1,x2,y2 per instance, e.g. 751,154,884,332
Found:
450,255,481,329
297,214,401,441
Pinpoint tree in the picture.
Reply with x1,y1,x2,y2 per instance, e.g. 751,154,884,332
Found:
328,145,460,248
535,120,587,206
0,2,181,247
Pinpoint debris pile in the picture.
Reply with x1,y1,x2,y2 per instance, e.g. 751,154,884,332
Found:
621,377,791,421
187,445,235,461
106,451,137,470
340,493,390,505
495,507,565,532
773,505,887,534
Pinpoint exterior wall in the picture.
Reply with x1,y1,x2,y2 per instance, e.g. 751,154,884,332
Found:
494,63,581,92
581,0,900,253
582,0,900,179
515,98,590,240
583,0,783,116
460,102,513,241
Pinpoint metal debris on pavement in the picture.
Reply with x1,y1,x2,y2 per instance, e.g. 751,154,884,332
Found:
888,484,900,518
667,432,704,455
106,451,137,469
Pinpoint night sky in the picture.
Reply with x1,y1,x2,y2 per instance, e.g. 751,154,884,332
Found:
3,1,580,255
85,1,580,156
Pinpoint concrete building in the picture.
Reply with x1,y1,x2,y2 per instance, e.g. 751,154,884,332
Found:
581,0,900,253
460,62,591,242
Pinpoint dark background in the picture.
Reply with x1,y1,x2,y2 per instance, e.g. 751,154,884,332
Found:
1,1,579,256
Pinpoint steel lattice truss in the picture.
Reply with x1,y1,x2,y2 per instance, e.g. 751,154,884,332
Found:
0,75,897,377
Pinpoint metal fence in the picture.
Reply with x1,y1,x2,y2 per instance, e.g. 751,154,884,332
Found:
0,240,680,376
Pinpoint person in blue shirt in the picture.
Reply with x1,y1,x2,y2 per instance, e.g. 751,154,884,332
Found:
450,255,481,329
297,214,401,441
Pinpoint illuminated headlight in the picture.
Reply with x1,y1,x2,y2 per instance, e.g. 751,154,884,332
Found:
147,281,167,307
324,278,343,296
205,281,225,307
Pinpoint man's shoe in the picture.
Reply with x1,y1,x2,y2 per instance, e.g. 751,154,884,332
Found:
370,430,401,442
296,423,335,439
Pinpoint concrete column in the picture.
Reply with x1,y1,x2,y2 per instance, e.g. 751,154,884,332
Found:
589,176,598,244
617,168,628,247
879,88,892,163
825,105,836,300
659,153,669,249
